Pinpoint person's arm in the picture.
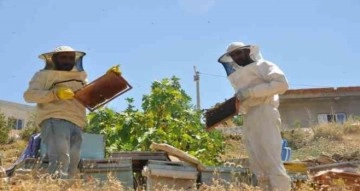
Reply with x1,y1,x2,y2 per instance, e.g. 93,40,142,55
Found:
23,72,58,103
248,61,289,98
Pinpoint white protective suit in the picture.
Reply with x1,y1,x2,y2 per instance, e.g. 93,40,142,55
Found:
219,42,291,191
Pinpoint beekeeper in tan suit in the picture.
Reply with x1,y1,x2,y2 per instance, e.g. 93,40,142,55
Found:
24,46,87,178
218,42,291,191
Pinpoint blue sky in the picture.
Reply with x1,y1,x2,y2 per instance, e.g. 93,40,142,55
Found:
0,0,359,111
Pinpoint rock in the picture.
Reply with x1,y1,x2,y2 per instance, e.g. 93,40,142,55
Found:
331,153,343,162
317,154,336,164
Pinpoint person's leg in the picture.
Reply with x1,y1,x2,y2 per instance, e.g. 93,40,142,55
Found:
243,111,271,191
244,105,291,191
263,107,291,191
40,118,71,177
242,136,271,190
68,123,82,178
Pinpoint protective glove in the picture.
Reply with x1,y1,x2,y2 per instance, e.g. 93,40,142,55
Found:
56,87,74,100
107,65,121,76
235,89,250,101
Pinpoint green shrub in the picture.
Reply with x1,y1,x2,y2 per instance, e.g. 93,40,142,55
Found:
0,112,10,144
20,120,39,141
85,76,225,165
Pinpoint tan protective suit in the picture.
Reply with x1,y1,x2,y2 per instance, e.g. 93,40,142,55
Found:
226,46,291,191
24,70,87,128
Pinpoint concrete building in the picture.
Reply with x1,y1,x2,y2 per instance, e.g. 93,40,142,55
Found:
279,86,360,128
0,100,35,130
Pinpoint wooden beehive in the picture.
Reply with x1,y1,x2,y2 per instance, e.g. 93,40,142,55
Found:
205,97,237,130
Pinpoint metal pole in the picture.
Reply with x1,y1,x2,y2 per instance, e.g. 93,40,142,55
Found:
193,66,200,110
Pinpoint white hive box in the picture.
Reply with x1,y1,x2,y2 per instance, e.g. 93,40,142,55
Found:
80,157,134,190
142,160,198,190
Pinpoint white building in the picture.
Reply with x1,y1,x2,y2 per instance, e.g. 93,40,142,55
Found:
0,100,35,130
279,86,360,128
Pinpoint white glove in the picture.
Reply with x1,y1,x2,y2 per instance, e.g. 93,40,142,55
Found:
235,89,250,101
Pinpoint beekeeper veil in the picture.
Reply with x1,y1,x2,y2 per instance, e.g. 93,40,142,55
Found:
218,42,263,76
38,46,86,71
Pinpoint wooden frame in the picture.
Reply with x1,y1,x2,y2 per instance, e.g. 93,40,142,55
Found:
205,97,238,130
74,71,132,111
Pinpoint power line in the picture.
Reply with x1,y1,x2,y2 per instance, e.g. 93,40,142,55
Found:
199,72,226,78
198,72,332,88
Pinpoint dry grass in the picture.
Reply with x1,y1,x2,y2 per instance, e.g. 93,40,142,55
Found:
1,121,360,190
0,139,27,168
343,121,360,134
281,128,313,150
283,121,360,161
1,173,126,191
223,121,360,161
313,123,344,141
1,173,358,191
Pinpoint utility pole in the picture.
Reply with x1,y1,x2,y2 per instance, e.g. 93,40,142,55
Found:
193,66,200,110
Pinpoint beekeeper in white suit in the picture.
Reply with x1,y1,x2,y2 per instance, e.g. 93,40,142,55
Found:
218,42,291,191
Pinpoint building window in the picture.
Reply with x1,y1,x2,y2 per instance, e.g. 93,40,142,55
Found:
335,113,347,124
8,117,24,130
317,113,347,124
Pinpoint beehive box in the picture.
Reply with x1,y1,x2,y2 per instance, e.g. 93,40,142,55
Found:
201,166,256,187
80,158,133,189
142,160,198,190
110,151,169,172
